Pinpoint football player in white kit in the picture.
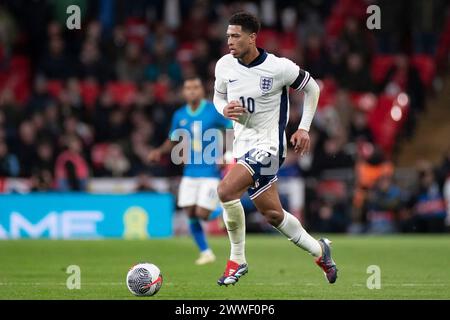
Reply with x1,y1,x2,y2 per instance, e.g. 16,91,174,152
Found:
213,12,338,286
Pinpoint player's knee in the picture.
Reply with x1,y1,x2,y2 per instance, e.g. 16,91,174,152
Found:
195,208,210,220
217,182,233,203
262,209,284,226
185,206,196,218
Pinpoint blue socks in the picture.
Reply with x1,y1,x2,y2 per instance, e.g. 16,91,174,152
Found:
189,218,209,252
208,206,223,221
188,207,222,252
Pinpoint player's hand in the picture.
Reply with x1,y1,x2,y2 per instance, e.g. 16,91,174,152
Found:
290,129,310,156
223,100,247,121
147,149,162,163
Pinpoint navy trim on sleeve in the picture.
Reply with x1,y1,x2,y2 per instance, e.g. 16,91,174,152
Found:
290,70,310,91
290,69,306,89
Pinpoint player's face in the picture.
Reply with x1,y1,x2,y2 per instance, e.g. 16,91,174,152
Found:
226,25,255,59
183,79,204,104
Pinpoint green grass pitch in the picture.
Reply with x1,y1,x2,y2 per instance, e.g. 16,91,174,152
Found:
0,235,449,299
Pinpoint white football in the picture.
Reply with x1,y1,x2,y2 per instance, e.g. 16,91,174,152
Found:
126,263,163,296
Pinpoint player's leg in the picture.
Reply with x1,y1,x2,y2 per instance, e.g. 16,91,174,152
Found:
190,206,216,265
252,182,338,284
196,178,221,220
217,164,253,264
184,204,210,262
216,163,253,285
188,206,216,265
252,182,322,256
195,207,212,220
195,205,222,221
178,177,211,263
207,206,223,221
192,178,223,265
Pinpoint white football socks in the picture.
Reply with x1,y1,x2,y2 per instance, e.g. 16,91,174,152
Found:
275,210,322,257
222,199,247,264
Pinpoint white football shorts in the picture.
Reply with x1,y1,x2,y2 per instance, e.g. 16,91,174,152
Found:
178,177,220,211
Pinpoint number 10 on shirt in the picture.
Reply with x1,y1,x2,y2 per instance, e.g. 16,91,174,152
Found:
239,96,255,113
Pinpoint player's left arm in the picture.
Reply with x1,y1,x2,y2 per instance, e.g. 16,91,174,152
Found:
290,77,320,156
282,58,320,156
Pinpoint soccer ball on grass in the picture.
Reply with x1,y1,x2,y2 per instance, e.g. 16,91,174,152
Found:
126,263,163,297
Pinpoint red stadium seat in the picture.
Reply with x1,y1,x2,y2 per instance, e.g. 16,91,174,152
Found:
341,0,367,20
0,177,5,193
317,78,337,109
411,54,435,88
12,80,30,105
367,94,409,155
257,29,279,49
278,31,298,57
176,42,194,64
325,0,367,39
436,16,450,69
325,16,346,39
371,55,395,84
46,80,64,99
349,92,378,112
80,80,101,109
91,143,110,169
316,179,347,200
6,55,31,104
10,55,30,75
153,81,169,103
372,54,436,89
124,17,147,47
105,81,137,107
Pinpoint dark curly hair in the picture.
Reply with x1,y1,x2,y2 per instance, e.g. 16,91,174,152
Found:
229,12,261,34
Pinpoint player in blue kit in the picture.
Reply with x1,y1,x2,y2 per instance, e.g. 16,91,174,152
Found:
148,76,232,265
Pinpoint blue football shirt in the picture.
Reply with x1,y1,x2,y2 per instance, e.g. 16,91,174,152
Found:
168,99,232,178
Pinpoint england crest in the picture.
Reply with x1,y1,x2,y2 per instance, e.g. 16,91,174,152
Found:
260,76,273,93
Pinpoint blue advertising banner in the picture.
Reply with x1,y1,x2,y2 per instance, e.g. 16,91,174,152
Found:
0,193,174,239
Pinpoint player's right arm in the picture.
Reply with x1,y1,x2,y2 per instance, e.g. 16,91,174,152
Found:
213,58,247,121
222,101,247,121
147,110,180,163
147,139,177,163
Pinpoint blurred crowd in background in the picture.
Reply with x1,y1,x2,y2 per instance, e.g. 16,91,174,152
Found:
1,0,450,233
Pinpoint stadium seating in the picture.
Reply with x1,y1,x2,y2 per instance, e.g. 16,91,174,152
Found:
317,78,338,109
80,80,101,109
367,94,409,154
371,55,395,84
316,179,347,201
46,80,64,99
105,81,137,107
411,54,435,88
0,55,31,104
